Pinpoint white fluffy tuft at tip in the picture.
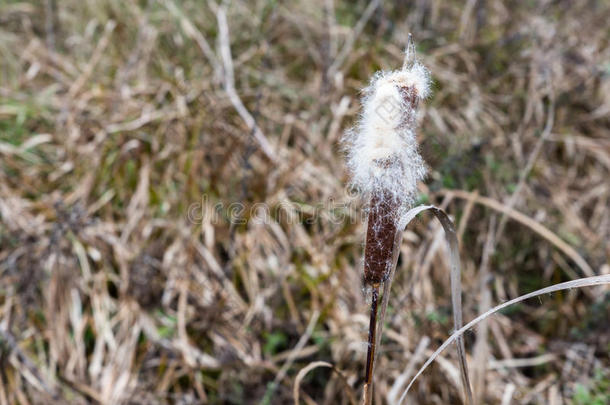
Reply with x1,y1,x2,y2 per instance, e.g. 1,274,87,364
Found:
343,59,431,207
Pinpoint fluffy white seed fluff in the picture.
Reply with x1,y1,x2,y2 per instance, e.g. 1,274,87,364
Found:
344,60,431,208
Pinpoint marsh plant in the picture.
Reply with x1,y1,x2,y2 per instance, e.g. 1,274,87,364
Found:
341,37,610,405
342,37,473,405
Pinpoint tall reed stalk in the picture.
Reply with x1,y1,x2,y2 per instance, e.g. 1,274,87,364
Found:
343,37,473,405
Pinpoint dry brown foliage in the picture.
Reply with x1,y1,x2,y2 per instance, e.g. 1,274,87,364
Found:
0,1,609,404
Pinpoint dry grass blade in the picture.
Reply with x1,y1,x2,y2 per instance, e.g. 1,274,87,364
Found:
442,189,596,277
397,274,610,405
429,207,473,405
494,93,555,241
68,20,116,97
0,327,59,400
216,5,277,163
327,0,381,76
375,205,473,405
294,362,332,405
293,361,357,405
267,310,320,402
162,0,220,76
387,336,430,404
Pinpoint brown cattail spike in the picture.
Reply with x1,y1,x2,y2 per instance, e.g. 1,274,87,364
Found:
363,194,399,285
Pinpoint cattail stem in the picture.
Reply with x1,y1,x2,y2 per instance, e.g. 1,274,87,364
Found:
362,283,379,405
364,283,380,386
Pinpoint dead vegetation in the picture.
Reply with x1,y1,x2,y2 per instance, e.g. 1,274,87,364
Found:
0,1,609,404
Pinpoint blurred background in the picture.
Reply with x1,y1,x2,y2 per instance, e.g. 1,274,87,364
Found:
0,1,609,404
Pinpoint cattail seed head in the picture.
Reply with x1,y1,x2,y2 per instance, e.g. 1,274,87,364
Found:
344,58,431,210
344,45,431,285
